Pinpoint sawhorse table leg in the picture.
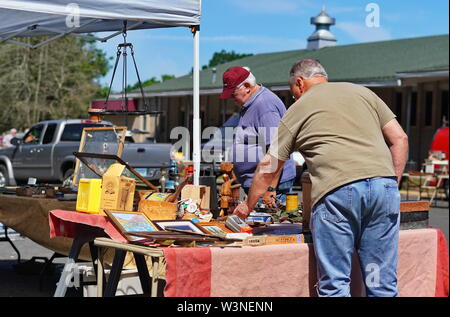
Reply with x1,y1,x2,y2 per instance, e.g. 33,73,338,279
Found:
54,224,104,297
0,226,21,263
100,251,158,297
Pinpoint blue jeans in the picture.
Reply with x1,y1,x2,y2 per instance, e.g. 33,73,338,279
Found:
244,179,294,204
311,177,400,297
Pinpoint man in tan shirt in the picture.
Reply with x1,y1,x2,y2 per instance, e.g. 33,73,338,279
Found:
233,59,408,297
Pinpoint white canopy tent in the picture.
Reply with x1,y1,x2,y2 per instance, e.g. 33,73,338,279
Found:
0,0,203,185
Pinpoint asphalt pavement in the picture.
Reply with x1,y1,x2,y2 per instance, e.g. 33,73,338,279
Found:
0,196,448,297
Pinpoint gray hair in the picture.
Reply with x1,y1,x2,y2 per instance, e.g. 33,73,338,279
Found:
239,66,257,87
289,59,328,82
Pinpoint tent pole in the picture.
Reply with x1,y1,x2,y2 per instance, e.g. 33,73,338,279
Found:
192,27,201,185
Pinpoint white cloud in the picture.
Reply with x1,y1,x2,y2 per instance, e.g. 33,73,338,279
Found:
337,22,392,43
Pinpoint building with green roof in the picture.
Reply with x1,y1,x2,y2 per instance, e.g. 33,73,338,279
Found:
106,33,448,167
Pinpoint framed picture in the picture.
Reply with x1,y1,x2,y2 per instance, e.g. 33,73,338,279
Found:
104,210,159,241
196,222,233,236
73,126,127,186
153,220,204,235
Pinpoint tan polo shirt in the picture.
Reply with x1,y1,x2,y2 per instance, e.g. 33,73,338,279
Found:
268,82,396,208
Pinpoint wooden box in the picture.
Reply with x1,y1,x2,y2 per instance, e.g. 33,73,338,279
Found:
138,200,177,220
101,163,135,212
181,185,210,210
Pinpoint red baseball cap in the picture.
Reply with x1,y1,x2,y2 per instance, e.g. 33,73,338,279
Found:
219,67,250,99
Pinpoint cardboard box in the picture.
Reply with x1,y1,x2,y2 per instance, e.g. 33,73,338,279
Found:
101,163,135,212
181,185,210,210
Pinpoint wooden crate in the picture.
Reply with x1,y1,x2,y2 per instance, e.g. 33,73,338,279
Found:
138,200,177,220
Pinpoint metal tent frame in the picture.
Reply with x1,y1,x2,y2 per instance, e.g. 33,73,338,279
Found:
0,0,202,185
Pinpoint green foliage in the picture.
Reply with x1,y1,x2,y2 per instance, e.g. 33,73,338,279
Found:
0,37,111,132
203,49,253,69
125,74,175,92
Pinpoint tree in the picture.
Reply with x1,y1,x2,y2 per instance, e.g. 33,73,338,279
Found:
125,74,175,92
0,37,111,132
202,49,253,69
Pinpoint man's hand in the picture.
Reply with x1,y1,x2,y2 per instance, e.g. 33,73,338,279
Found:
262,191,277,208
233,201,251,219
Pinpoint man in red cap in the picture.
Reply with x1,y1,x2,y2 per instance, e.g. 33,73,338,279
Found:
219,66,296,207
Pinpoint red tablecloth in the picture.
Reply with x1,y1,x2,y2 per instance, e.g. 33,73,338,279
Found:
49,209,127,243
163,228,449,297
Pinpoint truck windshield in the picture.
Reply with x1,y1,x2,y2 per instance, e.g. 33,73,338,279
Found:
60,123,110,142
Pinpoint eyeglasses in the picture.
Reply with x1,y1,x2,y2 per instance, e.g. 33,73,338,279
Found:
231,84,244,98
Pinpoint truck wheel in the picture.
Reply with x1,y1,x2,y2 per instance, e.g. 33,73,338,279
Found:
62,168,74,187
0,165,9,188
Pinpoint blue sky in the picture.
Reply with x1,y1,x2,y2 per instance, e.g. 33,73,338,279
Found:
96,0,449,90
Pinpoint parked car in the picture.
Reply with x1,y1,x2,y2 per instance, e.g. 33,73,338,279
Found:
0,119,173,187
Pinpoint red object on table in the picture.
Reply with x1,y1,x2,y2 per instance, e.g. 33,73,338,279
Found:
49,209,127,243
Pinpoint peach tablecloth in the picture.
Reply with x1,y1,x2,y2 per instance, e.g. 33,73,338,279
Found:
164,228,448,297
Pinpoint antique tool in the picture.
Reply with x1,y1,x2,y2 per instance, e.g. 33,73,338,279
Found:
159,168,167,193
164,175,192,203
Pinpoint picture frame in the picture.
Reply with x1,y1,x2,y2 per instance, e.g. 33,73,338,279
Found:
104,210,159,241
195,221,233,236
73,126,127,186
153,220,205,235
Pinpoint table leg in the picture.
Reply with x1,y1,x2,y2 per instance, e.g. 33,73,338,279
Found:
0,226,21,263
97,247,104,297
151,257,160,297
54,224,105,297
134,253,151,295
54,236,85,297
104,249,126,297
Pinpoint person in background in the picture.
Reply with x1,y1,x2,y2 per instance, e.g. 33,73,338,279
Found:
2,128,17,148
219,66,296,207
233,59,408,297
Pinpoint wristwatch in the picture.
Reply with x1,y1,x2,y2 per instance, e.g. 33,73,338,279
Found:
267,186,277,192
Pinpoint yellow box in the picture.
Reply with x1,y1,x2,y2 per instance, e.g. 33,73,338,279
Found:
76,178,103,214
101,163,136,212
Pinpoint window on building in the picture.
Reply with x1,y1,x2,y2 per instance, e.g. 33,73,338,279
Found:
395,92,402,124
410,92,417,126
425,91,433,126
441,90,449,125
